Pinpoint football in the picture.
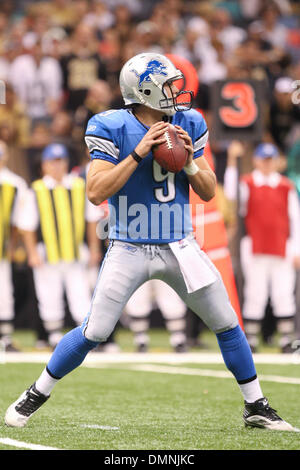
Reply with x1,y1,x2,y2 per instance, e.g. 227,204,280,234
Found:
152,124,188,173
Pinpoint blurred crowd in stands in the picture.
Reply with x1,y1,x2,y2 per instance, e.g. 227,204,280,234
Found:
0,0,300,351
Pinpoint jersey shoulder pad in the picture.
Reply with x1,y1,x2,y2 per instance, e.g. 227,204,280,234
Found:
178,109,209,157
183,108,207,134
85,109,126,136
85,109,125,163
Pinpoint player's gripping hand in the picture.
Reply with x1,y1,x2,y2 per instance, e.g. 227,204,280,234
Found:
175,125,194,165
134,121,169,158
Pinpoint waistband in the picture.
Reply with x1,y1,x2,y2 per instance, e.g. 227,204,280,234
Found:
111,233,195,250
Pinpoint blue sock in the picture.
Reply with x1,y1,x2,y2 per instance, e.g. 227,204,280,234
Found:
47,327,99,379
216,325,257,383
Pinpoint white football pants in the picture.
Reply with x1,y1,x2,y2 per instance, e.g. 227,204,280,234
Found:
241,237,296,320
33,260,91,332
83,238,238,343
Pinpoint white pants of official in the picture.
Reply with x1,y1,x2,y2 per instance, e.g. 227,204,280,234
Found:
83,237,238,343
125,279,186,319
0,260,14,322
33,259,91,331
125,279,187,347
241,237,296,321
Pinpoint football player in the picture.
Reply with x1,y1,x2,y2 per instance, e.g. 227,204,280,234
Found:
5,53,297,431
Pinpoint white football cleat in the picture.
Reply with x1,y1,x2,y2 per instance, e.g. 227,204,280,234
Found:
243,397,299,432
5,383,49,428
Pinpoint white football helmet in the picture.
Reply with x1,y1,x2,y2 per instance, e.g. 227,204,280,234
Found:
119,52,193,116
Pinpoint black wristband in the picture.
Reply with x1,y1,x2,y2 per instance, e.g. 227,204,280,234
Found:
131,150,143,163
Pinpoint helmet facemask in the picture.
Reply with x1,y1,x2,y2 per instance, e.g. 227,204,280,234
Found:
159,75,194,114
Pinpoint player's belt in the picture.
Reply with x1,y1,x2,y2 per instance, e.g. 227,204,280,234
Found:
32,178,85,264
0,182,16,260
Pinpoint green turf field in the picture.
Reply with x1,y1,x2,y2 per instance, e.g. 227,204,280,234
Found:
0,329,300,451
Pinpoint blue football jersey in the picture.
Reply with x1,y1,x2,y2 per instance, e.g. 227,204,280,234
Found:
85,108,209,243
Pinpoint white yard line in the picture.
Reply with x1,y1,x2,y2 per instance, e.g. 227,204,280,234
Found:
125,364,300,385
1,351,300,364
0,437,60,450
81,424,119,430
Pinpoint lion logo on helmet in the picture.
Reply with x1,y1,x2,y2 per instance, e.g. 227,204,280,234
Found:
131,60,168,87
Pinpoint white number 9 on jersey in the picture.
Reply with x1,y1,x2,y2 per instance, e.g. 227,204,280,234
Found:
152,160,175,203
